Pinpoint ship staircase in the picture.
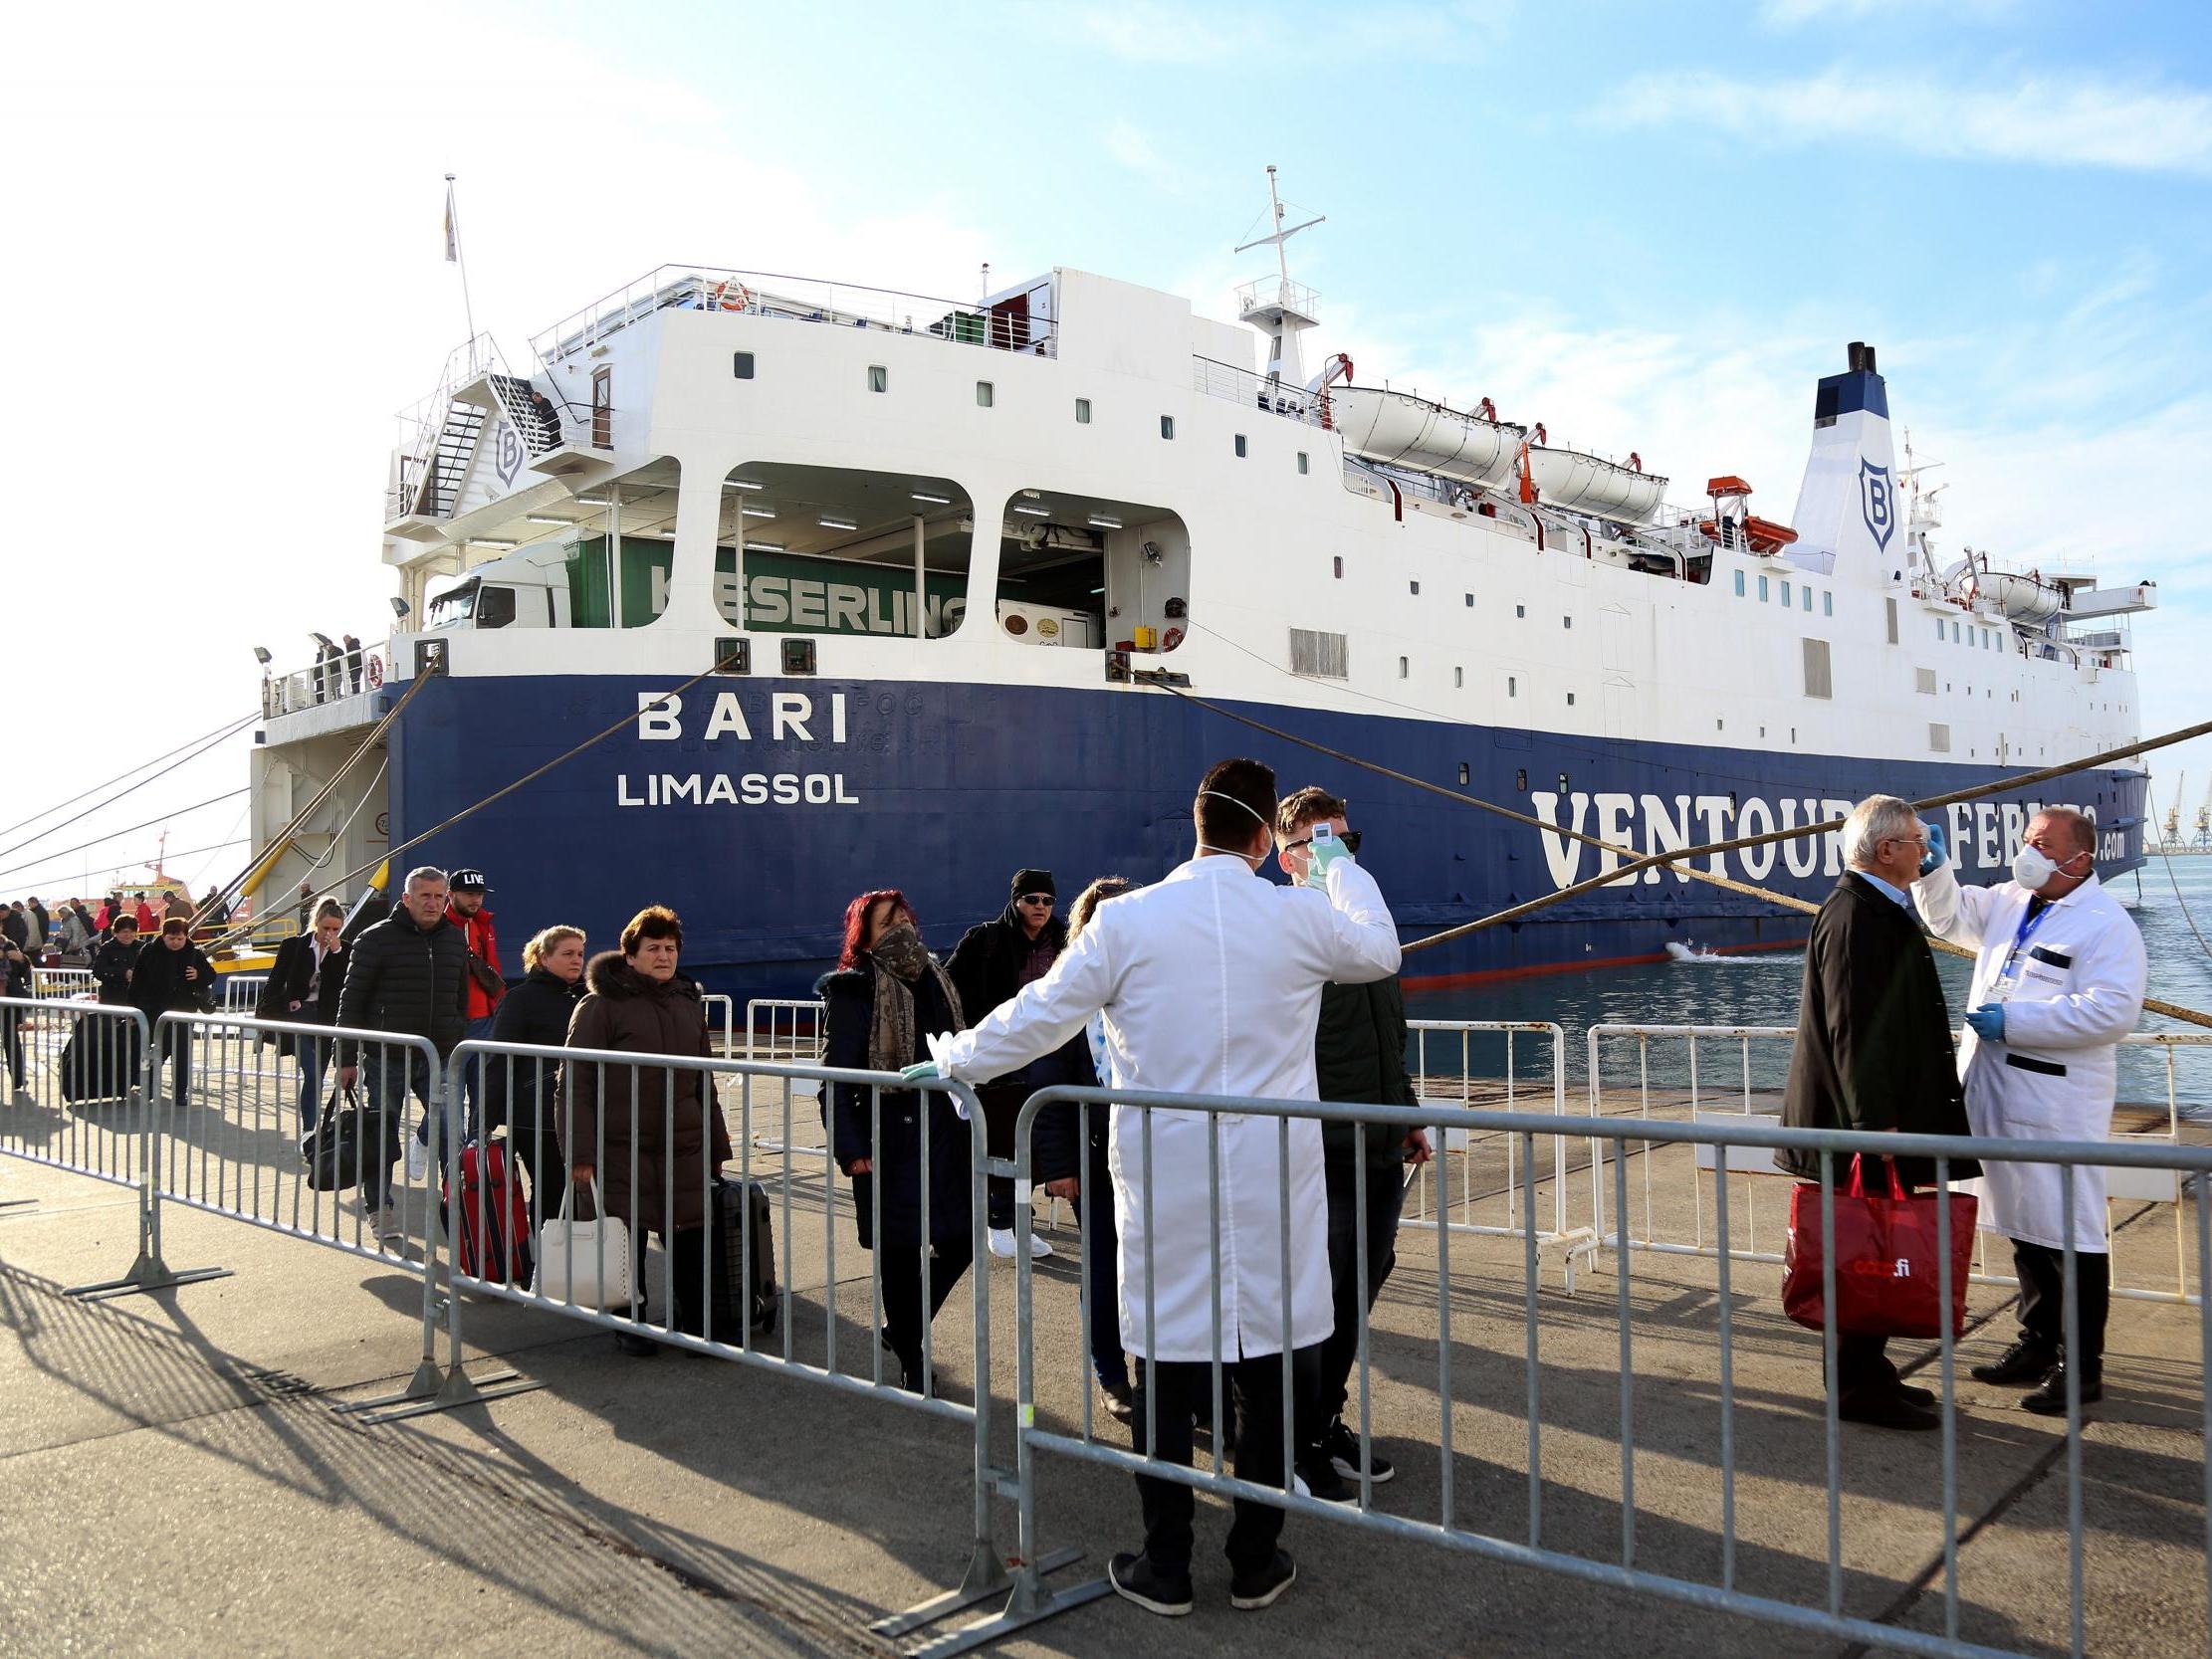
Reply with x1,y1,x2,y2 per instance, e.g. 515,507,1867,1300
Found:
385,341,606,541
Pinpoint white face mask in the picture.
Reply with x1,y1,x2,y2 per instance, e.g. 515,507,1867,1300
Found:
2012,844,2083,891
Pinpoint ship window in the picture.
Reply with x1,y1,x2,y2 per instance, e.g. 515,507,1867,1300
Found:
1234,434,1248,458
868,365,887,393
1160,415,1175,440
733,352,755,379
1802,638,1833,700
1802,587,1812,612
1758,576,1770,602
1410,580,1421,595
1457,763,1470,785
1464,592,1473,607
1515,604,1526,618
1454,666,1463,688
1733,570,1745,597
1516,768,1528,790
567,455,687,628
1567,692,1577,707
1075,398,1092,423
1398,656,1409,679
1001,488,1175,650
1291,627,1349,678
1929,723,1952,753
1781,580,1792,606
1297,451,1310,474
1508,676,1517,697
1824,591,1833,617
976,380,995,407
1886,597,1899,644
1563,616,1572,629
714,460,974,640
1333,556,1343,578
1934,619,1944,641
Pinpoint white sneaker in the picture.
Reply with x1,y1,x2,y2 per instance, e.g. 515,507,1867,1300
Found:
988,1227,1017,1259
1026,1230,1055,1260
405,1136,428,1184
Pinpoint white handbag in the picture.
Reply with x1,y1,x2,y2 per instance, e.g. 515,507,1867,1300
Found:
533,1177,634,1310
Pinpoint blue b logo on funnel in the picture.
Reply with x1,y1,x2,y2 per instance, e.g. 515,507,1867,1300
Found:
1858,458,1894,551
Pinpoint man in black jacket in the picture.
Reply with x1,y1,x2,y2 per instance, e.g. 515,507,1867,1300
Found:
91,919,141,1003
336,866,470,1243
1274,788,1430,1502
1782,794,1978,1431
946,868,1085,1260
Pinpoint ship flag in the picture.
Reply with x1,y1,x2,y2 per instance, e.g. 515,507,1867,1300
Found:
443,178,459,263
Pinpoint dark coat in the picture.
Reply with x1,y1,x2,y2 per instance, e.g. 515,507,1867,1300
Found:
334,907,470,1062
1781,873,1979,1186
556,952,731,1235
265,934,346,1055
91,937,138,1004
485,965,585,1140
818,962,976,1249
129,938,215,1020
1312,973,1419,1169
946,906,1093,1090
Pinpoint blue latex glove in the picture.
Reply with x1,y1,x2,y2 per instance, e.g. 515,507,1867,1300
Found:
1964,1002,2006,1043
1919,820,1947,876
899,1061,941,1083
1305,835,1354,891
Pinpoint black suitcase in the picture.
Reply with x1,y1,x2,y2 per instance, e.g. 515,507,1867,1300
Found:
709,1176,780,1341
59,1019,140,1104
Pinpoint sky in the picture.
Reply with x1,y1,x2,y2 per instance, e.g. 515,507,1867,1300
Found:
2,0,2209,900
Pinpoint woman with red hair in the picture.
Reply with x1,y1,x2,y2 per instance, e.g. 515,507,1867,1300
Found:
817,889,974,1392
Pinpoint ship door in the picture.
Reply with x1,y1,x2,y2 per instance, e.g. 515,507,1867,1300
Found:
591,366,612,449
1601,676,1636,743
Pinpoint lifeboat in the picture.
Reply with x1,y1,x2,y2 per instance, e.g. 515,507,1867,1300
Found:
1331,385,1524,487
1524,443,1668,523
1961,568,2064,623
1698,516,1799,555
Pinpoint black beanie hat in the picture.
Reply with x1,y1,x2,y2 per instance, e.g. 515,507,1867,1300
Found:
1010,868,1055,899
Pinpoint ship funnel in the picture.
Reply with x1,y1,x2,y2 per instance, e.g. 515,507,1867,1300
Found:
1788,341,1898,577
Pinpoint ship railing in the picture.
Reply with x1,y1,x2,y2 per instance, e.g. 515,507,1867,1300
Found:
264,638,394,719
1191,353,1332,427
1588,1022,2212,1306
530,264,1060,365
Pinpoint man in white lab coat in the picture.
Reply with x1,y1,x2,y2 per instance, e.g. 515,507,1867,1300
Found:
917,757,1403,1616
1913,806,2147,1413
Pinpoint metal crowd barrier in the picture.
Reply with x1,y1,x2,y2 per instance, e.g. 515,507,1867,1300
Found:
961,1082,2212,1659
1589,1023,2212,1305
745,997,828,1157
437,1035,1087,1637
700,991,736,1056
220,973,268,1014
28,966,97,1003
1403,1020,1600,1289
0,995,153,1241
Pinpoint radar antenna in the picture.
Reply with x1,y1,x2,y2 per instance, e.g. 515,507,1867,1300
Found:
1233,165,1324,389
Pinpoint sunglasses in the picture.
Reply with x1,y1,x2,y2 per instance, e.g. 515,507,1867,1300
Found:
1016,893,1054,906
1284,830,1364,856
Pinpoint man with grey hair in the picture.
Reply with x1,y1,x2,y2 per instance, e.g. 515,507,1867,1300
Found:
335,866,471,1244
1781,794,1978,1430
1913,805,2146,1414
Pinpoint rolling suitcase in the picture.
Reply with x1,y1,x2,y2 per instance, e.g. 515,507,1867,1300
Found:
444,1139,535,1286
59,1018,140,1105
710,1175,780,1340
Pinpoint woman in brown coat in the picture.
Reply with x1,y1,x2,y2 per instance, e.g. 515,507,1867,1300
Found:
556,906,732,1355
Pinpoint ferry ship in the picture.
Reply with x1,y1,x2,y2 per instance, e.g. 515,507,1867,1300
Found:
247,183,2156,994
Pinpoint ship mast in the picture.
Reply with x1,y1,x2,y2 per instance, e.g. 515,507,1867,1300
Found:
1234,164,1324,389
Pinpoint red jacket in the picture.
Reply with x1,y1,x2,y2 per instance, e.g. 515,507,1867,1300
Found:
447,902,504,1019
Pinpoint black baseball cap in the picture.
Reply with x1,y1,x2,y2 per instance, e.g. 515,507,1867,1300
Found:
449,868,492,892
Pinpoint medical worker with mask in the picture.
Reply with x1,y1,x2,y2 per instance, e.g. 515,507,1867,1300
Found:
1912,806,2146,1414
903,756,1402,1617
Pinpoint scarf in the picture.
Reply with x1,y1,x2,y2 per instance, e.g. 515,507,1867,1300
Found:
866,923,965,1074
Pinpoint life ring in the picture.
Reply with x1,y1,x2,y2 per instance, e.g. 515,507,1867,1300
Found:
1162,626,1186,652
364,655,384,689
712,280,753,312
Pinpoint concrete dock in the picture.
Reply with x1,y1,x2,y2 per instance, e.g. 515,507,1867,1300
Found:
0,1066,2206,1658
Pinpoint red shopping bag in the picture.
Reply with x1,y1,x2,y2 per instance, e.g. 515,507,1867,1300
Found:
1783,1155,1977,1340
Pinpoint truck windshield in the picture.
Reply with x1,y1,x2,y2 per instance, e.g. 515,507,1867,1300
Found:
426,578,479,628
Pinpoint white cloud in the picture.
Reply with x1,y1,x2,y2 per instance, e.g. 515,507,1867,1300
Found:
1065,0,1503,65
1605,67,2212,177
1103,118,1186,193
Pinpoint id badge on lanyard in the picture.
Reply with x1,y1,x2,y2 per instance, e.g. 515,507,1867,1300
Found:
1988,902,2053,1005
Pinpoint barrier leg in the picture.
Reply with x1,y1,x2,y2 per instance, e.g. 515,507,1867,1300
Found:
350,1057,541,1423
68,1027,231,1301
900,1141,1105,1657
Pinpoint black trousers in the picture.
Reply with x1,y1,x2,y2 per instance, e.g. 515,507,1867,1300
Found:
1,1007,22,1088
1836,1334,1900,1399
1309,1156,1408,1436
499,1116,566,1237
153,1024,192,1106
879,1241,974,1373
2014,1239,2109,1379
979,1083,1025,1229
1130,1351,1296,1577
628,1221,712,1337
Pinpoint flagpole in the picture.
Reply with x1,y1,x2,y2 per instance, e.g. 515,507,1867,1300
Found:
445,172,478,370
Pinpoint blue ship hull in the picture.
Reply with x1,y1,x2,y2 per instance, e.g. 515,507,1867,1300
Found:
388,674,2147,1002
